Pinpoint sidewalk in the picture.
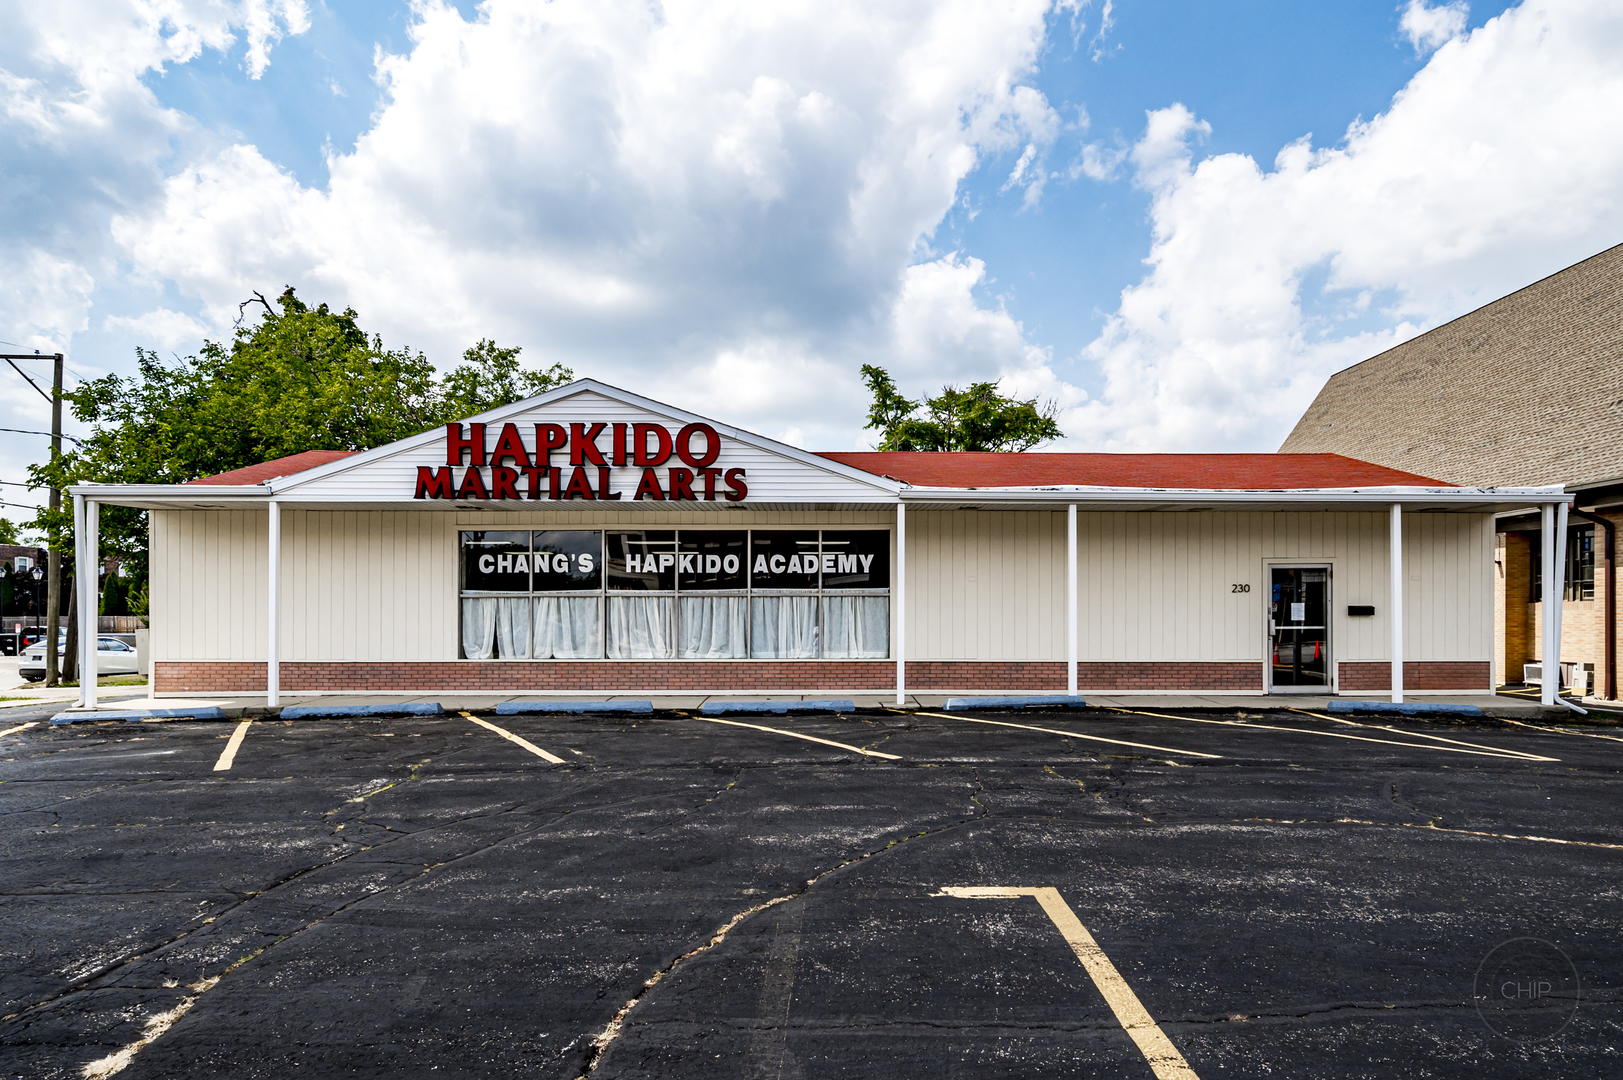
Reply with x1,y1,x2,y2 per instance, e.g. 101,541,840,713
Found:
34,688,1590,722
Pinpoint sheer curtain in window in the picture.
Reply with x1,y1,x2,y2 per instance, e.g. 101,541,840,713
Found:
461,597,498,659
494,597,531,658
750,596,818,658
680,597,747,658
534,596,603,658
822,596,888,658
608,596,676,658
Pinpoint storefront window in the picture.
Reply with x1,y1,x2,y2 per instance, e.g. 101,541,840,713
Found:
459,529,891,659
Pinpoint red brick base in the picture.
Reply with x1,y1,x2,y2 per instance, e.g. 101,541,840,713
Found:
1337,661,1492,691
154,659,1269,694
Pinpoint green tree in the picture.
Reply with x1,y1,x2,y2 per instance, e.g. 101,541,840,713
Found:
0,518,18,545
29,287,573,573
859,364,1063,451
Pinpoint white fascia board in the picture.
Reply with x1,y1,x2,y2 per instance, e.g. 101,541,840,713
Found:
267,378,903,498
898,485,1572,506
67,484,267,501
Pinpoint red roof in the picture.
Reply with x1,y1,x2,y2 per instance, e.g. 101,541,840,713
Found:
185,450,357,486
817,452,1451,489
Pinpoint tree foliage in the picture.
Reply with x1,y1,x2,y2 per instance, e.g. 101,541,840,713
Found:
29,288,574,572
859,364,1063,452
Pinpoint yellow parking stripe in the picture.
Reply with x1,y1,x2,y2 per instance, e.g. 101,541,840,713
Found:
915,711,1220,759
939,887,1200,1080
0,721,39,738
1108,707,1557,762
685,714,901,760
1288,708,1552,760
460,712,566,763
212,719,253,771
1500,716,1623,745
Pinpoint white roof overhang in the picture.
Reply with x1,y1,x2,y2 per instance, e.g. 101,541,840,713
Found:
69,482,1570,514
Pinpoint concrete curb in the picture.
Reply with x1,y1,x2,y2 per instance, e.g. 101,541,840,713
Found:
279,703,444,719
51,706,227,725
495,700,654,715
943,696,1089,711
1327,700,1484,718
700,699,856,716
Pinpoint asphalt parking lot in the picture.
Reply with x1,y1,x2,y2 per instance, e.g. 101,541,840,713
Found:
1,703,1619,1079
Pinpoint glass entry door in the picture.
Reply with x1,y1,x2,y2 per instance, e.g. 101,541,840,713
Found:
1269,566,1330,691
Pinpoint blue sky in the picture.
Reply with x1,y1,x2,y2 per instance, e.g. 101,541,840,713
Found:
1,0,1618,530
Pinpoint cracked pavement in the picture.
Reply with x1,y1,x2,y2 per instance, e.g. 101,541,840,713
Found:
0,706,1618,1078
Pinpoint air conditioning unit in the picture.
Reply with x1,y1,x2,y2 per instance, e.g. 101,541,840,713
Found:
1524,663,1543,686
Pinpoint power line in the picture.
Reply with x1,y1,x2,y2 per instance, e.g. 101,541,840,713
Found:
0,428,81,445
0,500,44,512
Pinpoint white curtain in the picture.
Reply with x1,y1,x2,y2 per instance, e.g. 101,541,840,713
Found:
493,597,531,659
751,596,818,658
680,597,747,658
534,596,603,659
461,597,498,659
822,596,889,658
608,596,676,658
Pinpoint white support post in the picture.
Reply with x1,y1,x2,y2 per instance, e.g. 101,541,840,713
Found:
1552,498,1570,700
267,501,281,708
1390,503,1403,704
895,500,906,707
84,500,99,710
1067,504,1077,697
73,495,87,708
1540,503,1556,706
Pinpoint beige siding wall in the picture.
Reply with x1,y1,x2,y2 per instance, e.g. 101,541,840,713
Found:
905,509,1494,665
151,506,1494,668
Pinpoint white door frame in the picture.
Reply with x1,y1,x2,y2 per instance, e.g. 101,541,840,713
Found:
1265,562,1335,695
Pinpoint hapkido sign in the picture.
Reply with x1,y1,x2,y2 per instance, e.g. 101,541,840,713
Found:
414,422,747,502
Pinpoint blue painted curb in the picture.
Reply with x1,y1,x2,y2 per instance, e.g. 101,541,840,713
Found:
700,699,856,716
944,696,1088,711
496,700,653,715
51,706,227,724
280,703,443,719
1326,700,1484,718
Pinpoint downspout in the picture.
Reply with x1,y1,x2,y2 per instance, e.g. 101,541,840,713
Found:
1569,506,1615,700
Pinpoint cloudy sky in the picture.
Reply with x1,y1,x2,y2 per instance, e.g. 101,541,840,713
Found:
2,0,1621,526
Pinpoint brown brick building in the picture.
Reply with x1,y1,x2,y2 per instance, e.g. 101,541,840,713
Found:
1282,243,1623,699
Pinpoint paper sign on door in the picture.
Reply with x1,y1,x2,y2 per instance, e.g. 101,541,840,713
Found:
1290,602,1306,621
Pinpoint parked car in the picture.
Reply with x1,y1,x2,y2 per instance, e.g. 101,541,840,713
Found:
18,636,138,682
0,625,48,656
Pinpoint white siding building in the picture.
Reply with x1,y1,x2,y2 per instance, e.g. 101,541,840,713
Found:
70,381,1568,703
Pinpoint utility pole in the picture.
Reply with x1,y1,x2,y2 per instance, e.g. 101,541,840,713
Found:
0,351,67,684
45,353,63,686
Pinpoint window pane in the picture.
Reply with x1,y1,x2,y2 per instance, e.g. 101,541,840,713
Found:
533,530,602,592
679,531,747,590
820,531,890,589
750,531,820,590
750,596,818,658
822,596,889,658
534,596,603,658
680,596,748,658
461,597,497,658
607,595,676,658
493,597,532,658
607,531,677,591
461,531,531,592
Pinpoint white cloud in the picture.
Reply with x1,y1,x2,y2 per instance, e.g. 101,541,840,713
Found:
1401,0,1470,54
111,0,1064,448
1050,0,1623,451
103,307,212,349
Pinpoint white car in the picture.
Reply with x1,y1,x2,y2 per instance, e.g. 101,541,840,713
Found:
19,636,139,682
